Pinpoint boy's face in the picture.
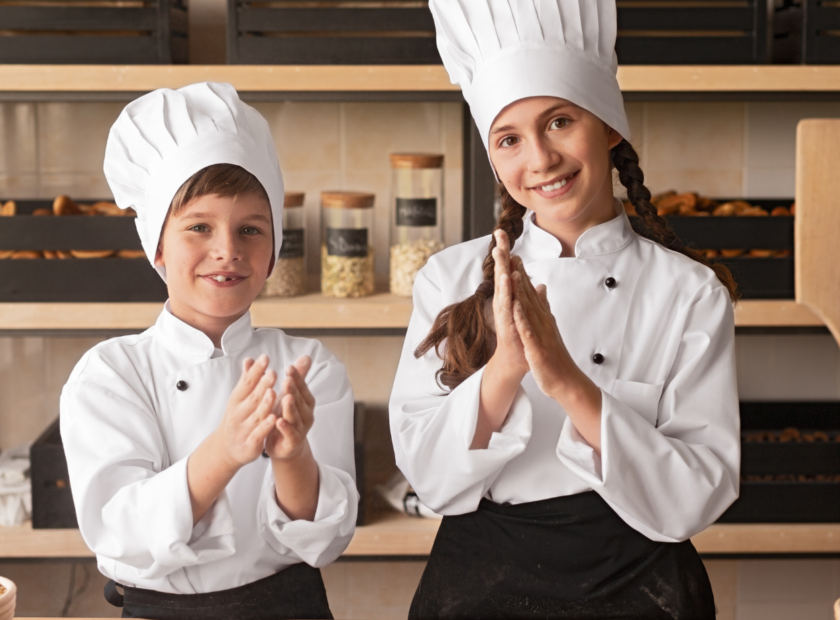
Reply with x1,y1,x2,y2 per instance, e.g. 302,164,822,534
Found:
155,192,274,329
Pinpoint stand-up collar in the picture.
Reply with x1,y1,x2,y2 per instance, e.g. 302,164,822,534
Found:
155,301,254,362
515,198,635,264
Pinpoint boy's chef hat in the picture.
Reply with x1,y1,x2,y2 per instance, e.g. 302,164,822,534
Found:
430,0,630,152
104,82,284,281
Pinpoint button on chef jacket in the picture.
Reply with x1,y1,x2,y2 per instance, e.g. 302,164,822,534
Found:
390,200,740,543
60,305,358,594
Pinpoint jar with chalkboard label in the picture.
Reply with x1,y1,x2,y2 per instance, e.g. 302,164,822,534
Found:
389,153,444,297
261,192,307,298
321,191,375,298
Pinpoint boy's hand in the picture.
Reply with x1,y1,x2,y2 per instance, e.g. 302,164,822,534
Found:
264,355,315,461
216,354,279,468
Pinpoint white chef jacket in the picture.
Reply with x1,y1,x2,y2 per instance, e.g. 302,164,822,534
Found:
60,305,358,594
390,200,740,543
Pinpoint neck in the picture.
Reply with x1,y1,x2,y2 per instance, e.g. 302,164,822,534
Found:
167,299,246,348
533,186,618,257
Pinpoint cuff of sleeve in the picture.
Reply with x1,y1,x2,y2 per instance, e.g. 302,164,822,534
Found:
555,391,605,487
457,367,533,451
261,462,358,566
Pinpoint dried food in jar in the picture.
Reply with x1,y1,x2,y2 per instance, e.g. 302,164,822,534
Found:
390,238,444,297
321,245,374,298
262,256,307,298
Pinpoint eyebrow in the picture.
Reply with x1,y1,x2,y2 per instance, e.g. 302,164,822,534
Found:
491,103,573,135
180,211,271,224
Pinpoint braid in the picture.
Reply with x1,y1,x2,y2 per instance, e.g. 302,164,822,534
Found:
414,186,527,389
612,140,740,302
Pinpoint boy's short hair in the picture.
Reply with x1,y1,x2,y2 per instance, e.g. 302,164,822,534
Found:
169,163,270,216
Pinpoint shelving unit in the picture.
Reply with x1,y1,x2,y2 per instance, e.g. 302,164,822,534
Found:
3,515,839,559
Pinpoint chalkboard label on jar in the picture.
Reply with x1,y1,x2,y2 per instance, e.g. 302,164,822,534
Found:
326,228,368,257
396,198,437,227
279,228,305,259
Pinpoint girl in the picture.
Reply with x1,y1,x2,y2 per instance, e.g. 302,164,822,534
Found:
389,1,740,618
61,82,357,619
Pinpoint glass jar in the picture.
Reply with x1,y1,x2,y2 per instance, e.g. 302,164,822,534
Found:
261,192,307,298
321,191,375,298
389,153,444,297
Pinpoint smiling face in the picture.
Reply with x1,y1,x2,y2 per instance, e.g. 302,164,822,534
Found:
488,97,623,250
154,192,274,342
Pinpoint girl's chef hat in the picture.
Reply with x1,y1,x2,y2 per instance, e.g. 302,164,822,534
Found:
429,0,630,151
103,82,284,281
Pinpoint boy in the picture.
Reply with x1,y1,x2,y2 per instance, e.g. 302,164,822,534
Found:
61,82,357,619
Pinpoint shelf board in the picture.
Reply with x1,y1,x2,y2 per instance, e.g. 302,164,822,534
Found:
2,515,839,559
0,298,822,332
2,65,840,94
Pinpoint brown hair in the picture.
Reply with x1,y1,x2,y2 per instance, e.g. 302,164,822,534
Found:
415,139,738,390
169,163,269,216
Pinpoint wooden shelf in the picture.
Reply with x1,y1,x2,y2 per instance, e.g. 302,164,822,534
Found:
0,299,822,332
2,515,839,559
1,65,840,94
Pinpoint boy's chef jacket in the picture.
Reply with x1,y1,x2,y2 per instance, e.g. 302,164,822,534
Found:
61,306,358,594
390,201,740,543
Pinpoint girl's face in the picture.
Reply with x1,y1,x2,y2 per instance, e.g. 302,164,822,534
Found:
155,192,274,331
489,97,623,241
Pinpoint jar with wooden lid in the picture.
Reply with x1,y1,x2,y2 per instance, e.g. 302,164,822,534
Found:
389,153,444,297
261,192,307,298
321,191,375,298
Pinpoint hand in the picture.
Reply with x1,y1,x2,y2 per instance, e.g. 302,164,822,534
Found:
265,355,315,461
489,229,529,381
510,258,581,401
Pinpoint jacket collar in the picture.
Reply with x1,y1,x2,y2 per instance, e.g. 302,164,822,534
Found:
515,198,635,263
155,301,254,362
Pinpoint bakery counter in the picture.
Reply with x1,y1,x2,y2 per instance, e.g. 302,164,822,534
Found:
0,299,824,333
3,515,839,559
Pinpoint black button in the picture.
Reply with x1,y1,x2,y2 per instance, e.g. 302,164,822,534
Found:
605,277,617,289
592,353,605,365
176,380,188,391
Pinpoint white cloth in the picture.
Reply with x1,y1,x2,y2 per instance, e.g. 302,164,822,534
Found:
0,445,31,527
389,200,740,543
429,0,630,150
103,82,285,280
60,306,357,594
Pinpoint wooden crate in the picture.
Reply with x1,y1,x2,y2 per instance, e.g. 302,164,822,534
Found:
0,200,167,302
616,0,769,64
227,0,440,65
0,0,188,64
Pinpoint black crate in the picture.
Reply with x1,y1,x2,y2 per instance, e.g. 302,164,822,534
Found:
615,0,769,64
714,256,793,299
0,0,188,64
227,0,440,64
804,0,840,63
31,418,77,529
0,200,167,302
718,402,840,523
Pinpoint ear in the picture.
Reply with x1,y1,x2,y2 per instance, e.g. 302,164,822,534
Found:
153,244,164,268
607,126,624,150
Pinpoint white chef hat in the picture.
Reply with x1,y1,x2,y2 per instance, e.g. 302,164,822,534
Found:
430,0,630,153
104,82,284,281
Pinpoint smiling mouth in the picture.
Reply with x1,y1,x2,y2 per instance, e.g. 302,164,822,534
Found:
206,275,244,283
535,171,578,192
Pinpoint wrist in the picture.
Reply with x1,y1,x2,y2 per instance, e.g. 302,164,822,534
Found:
210,429,246,474
271,437,312,465
549,370,600,413
486,352,527,388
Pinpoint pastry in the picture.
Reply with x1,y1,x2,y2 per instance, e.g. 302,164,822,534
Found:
90,201,122,216
43,250,58,259
0,250,13,259
712,203,736,217
656,192,697,216
772,249,793,258
32,208,52,216
117,249,146,259
650,190,677,207
70,250,115,259
11,250,41,259
53,195,84,216
720,249,746,258
56,250,74,259
770,206,791,216
748,249,773,258
0,201,16,216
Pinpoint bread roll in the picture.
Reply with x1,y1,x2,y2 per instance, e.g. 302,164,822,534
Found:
32,208,53,216
720,249,746,258
43,250,58,259
0,250,13,259
53,195,84,216
0,201,16,216
70,250,115,259
713,203,736,217
748,249,773,258
771,206,791,216
117,249,146,259
56,250,74,259
11,250,41,259
90,201,122,216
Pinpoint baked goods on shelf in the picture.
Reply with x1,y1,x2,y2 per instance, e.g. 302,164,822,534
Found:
623,191,794,218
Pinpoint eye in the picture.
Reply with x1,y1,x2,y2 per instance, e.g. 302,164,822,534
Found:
550,117,569,130
189,224,209,233
499,136,519,149
241,226,262,236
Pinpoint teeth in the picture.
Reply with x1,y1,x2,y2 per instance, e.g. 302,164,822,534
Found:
539,175,571,192
212,275,227,282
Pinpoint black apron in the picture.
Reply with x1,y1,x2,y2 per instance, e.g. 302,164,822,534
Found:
104,562,333,620
409,491,715,620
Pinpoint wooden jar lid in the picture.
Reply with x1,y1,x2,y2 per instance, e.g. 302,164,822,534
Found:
284,192,305,208
321,191,375,209
390,153,444,169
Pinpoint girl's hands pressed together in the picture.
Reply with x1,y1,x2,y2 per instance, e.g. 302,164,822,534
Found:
489,229,529,381
265,355,315,460
510,260,603,453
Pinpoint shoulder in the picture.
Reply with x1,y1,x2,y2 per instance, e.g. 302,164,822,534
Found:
252,328,346,373
421,235,492,303
66,329,156,387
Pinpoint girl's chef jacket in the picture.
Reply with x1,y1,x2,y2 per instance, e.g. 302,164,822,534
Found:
390,200,740,543
60,306,358,594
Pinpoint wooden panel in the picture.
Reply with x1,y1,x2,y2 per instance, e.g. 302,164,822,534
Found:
343,512,440,556
3,66,840,94
733,299,822,327
795,120,840,347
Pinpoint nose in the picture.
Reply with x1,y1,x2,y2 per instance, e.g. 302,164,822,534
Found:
527,135,561,175
210,227,242,262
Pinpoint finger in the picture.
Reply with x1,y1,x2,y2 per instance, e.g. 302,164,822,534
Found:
247,412,277,446
244,369,278,413
248,386,276,424
512,299,536,343
281,392,301,428
292,355,312,380
232,355,270,401
287,377,313,426
536,284,551,311
287,365,316,410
